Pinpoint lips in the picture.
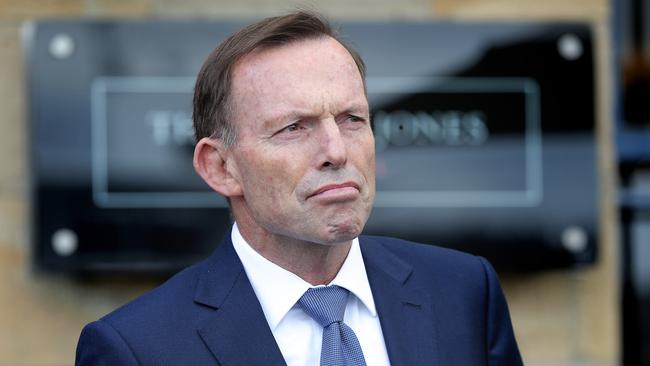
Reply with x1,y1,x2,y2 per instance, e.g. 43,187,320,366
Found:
309,181,360,198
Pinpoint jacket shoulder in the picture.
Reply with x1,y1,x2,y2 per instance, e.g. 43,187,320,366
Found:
101,258,208,328
77,258,218,364
360,235,485,274
360,235,523,365
360,235,496,307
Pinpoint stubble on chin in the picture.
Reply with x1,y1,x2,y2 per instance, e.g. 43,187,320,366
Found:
319,204,370,245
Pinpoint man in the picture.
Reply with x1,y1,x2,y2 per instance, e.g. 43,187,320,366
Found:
76,11,523,366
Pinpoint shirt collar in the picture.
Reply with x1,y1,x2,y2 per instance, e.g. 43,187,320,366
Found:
230,223,377,331
329,235,378,318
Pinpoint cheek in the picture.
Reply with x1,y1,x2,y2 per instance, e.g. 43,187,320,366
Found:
356,135,376,172
240,156,300,202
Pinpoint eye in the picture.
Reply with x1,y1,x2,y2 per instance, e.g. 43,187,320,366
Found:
284,123,299,132
341,114,367,127
272,122,305,138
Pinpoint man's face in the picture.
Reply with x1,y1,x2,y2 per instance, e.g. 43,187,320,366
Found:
227,36,375,245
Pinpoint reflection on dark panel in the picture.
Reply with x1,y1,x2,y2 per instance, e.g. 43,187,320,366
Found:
620,0,650,125
616,0,650,364
25,21,596,274
617,0,650,163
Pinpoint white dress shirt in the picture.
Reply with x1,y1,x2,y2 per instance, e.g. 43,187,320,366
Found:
231,223,391,366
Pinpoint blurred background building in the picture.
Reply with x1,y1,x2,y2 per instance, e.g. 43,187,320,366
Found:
0,0,643,365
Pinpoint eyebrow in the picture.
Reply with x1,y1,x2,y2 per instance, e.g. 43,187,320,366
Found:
344,102,370,115
261,101,370,130
261,109,309,131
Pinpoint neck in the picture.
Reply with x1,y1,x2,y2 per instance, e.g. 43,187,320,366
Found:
250,234,352,285
233,213,352,285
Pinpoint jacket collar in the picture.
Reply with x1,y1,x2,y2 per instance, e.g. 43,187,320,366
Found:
360,236,440,366
194,236,287,366
192,235,439,366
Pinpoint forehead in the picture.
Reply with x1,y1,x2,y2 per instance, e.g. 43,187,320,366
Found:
229,37,367,125
234,36,360,83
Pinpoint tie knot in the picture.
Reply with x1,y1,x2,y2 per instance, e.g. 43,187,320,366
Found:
298,285,349,327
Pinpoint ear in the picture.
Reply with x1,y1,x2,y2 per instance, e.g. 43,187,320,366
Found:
193,137,243,198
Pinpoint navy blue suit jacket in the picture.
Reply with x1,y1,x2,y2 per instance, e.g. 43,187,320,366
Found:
76,236,523,365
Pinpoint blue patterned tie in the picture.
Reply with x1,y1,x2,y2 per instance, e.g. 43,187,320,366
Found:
298,286,367,366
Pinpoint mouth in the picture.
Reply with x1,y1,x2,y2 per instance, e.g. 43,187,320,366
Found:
308,181,361,201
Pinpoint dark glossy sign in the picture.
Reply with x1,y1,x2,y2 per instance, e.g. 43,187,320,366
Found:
26,20,596,273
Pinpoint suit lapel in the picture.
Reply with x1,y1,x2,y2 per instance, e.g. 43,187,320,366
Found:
360,237,440,366
191,235,439,365
194,237,286,366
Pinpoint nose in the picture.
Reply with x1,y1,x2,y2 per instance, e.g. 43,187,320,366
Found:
318,119,347,169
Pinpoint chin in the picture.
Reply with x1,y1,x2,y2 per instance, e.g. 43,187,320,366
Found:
323,220,363,244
